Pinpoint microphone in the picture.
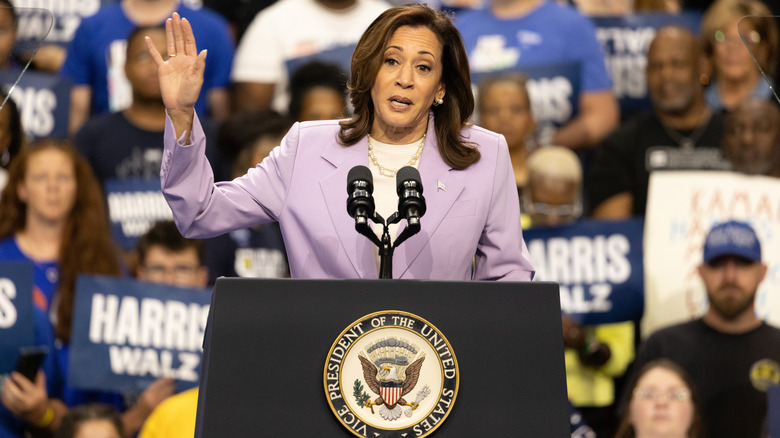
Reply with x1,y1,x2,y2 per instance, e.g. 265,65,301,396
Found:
347,165,376,226
396,166,426,227
347,165,383,250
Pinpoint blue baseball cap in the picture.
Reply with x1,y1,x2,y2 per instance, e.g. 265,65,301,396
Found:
702,220,761,264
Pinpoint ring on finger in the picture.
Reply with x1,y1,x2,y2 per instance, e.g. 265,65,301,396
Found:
168,53,177,57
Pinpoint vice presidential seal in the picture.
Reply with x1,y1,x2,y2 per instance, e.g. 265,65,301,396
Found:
324,311,458,437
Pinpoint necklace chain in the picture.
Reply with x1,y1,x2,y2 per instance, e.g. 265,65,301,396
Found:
660,110,712,151
367,134,426,177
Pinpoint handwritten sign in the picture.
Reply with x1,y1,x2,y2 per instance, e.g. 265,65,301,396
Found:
643,171,780,337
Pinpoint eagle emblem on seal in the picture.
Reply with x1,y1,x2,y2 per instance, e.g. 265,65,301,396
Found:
355,337,429,421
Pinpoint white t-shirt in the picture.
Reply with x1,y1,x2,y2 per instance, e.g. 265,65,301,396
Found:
231,0,389,112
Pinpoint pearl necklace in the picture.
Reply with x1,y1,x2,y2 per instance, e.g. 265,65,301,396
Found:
367,134,426,177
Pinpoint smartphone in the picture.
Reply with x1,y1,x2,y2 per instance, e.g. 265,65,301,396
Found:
14,346,48,382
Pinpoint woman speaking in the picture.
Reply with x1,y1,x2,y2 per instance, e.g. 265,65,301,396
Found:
149,5,534,280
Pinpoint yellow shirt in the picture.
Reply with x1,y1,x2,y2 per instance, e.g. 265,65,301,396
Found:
139,387,199,438
565,321,634,407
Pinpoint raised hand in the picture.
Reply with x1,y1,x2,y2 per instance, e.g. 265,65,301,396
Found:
136,377,176,414
120,377,176,435
146,12,207,138
1,370,50,424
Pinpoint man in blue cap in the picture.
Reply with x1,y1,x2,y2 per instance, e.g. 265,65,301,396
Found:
627,220,780,438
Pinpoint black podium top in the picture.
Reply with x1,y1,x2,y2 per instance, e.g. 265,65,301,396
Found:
196,279,569,437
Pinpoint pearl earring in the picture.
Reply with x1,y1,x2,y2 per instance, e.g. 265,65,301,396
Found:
435,97,444,106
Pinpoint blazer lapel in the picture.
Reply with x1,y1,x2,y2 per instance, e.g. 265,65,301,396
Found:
395,117,464,278
320,137,376,277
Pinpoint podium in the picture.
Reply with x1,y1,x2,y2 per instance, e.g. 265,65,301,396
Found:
195,279,569,437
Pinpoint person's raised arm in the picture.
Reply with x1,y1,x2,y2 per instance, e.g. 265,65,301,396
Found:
145,12,208,143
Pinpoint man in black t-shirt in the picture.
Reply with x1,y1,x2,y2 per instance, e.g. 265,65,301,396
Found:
588,26,729,218
74,26,227,187
629,221,780,438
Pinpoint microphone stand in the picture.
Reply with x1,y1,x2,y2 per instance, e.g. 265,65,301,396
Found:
375,212,422,279
353,211,421,279
378,221,393,279
354,211,394,279
347,165,424,279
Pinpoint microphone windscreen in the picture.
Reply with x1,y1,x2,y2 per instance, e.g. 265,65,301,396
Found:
396,166,423,194
347,165,373,193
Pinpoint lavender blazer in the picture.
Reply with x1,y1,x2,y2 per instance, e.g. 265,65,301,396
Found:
161,112,534,281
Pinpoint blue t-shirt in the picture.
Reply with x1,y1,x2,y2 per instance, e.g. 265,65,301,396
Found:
0,237,61,438
59,3,234,117
456,1,612,92
0,238,122,438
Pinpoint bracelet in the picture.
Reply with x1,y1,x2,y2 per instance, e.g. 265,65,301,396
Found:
34,404,54,428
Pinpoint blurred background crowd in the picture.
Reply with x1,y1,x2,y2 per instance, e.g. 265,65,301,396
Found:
0,0,778,436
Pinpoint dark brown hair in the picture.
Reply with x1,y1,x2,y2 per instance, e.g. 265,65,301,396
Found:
126,25,165,58
134,220,205,272
0,139,122,342
55,403,124,438
614,359,704,438
338,4,479,170
476,72,531,117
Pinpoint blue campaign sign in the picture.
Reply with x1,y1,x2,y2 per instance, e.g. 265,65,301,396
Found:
770,384,780,438
0,69,72,140
69,275,211,393
13,0,110,53
524,218,644,324
472,63,581,144
591,12,701,118
104,178,174,251
0,262,35,373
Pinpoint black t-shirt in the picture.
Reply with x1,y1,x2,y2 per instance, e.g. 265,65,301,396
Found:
630,319,780,438
205,223,289,284
74,112,229,186
587,111,725,216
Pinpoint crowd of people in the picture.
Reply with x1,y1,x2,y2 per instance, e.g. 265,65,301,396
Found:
0,0,779,436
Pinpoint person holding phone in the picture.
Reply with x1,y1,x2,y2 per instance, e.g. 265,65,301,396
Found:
0,140,171,437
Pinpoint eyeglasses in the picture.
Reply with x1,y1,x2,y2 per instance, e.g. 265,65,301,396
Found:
713,29,762,46
143,264,201,277
522,198,582,218
633,388,691,402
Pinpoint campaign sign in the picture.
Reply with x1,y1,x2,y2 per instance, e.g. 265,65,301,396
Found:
0,262,35,373
0,69,71,140
472,63,581,145
105,178,174,251
591,12,701,118
13,0,109,53
644,171,780,338
770,384,780,438
69,275,211,393
524,218,644,324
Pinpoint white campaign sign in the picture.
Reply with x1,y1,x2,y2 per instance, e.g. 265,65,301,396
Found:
643,171,780,337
